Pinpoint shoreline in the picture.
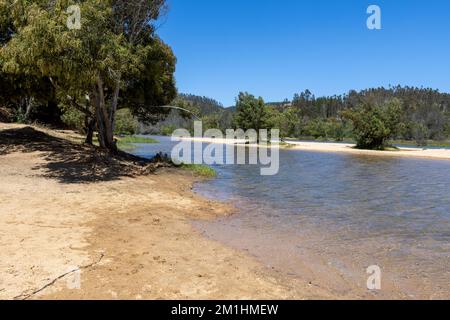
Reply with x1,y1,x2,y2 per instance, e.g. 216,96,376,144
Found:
181,137,450,161
4,123,443,300
285,141,450,161
0,123,321,300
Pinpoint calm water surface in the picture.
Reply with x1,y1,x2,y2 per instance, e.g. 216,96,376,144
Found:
134,136,450,299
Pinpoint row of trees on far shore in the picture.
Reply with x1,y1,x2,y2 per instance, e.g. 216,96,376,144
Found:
230,87,450,149
141,88,449,150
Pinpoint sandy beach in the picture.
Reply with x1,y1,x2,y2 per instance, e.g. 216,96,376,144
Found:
2,123,448,300
0,123,336,300
286,141,450,161
182,137,450,161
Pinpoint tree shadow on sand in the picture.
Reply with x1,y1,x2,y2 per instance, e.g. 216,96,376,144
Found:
0,126,151,184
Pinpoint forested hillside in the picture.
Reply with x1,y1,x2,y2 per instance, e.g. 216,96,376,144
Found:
178,94,224,115
139,94,231,134
228,86,450,145
286,86,450,143
161,86,450,146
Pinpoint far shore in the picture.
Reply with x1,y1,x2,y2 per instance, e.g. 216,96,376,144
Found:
285,140,450,160
181,137,450,161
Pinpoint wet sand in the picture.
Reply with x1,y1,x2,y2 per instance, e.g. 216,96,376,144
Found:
0,123,327,300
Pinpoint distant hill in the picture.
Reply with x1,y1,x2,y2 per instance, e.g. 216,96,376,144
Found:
178,93,224,115
139,94,232,134
141,86,450,143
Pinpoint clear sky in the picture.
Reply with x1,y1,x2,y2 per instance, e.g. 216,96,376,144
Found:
158,0,450,106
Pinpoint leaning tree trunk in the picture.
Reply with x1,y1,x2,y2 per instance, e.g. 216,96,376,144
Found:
92,76,117,153
85,117,96,145
110,79,121,134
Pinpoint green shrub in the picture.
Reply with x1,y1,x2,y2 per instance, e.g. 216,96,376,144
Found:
160,125,177,136
115,109,139,135
61,107,84,130
342,99,403,150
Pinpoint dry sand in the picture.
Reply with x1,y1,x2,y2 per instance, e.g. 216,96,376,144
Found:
0,123,335,300
183,137,450,161
286,141,450,161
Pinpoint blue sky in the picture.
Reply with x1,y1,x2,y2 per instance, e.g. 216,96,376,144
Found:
158,0,450,106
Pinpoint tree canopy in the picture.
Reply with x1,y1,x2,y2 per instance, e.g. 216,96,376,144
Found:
342,98,403,149
233,92,270,135
0,0,176,150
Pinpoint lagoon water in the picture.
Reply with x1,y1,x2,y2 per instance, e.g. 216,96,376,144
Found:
134,136,450,299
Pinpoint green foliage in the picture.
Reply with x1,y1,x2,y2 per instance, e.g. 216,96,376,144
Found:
296,118,351,141
410,123,429,146
61,107,84,130
202,113,222,131
160,125,177,136
116,135,158,150
302,119,328,139
172,97,201,119
1,0,176,150
292,87,450,143
117,136,158,144
444,121,450,138
114,109,138,135
180,164,217,178
233,92,270,133
324,118,347,141
265,106,299,139
177,94,224,115
280,107,300,138
122,37,177,124
14,108,27,124
0,68,57,124
342,98,404,149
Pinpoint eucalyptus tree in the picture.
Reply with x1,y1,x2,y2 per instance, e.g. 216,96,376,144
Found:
342,98,404,150
1,0,176,151
233,92,270,137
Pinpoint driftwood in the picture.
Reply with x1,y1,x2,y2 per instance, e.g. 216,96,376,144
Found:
140,152,175,174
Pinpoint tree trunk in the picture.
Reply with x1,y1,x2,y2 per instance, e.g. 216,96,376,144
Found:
24,97,33,122
110,79,121,134
85,117,96,145
93,76,117,153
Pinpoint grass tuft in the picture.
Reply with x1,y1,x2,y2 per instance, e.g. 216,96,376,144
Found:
180,164,217,178
116,136,158,150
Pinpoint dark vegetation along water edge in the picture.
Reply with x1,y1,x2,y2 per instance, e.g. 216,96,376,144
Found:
116,136,159,150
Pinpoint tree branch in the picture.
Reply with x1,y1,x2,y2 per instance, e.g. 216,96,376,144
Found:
66,95,93,118
13,253,105,300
